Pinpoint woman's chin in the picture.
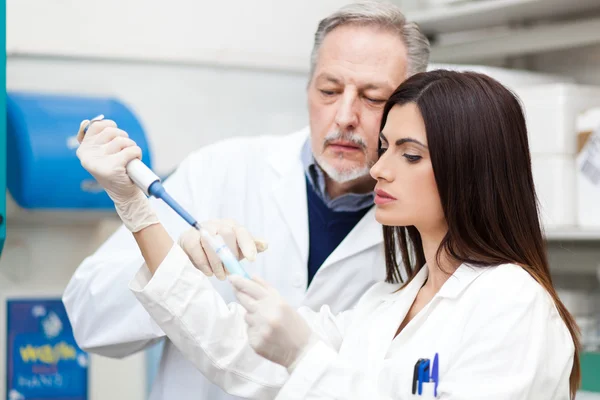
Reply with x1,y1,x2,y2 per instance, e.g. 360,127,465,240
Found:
375,209,406,227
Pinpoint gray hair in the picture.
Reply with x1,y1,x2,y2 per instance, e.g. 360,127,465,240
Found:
310,1,430,79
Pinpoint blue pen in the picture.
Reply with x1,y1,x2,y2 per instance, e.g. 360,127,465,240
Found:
417,359,430,395
432,353,439,397
412,358,425,395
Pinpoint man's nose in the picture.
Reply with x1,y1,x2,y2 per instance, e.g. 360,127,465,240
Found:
335,91,359,132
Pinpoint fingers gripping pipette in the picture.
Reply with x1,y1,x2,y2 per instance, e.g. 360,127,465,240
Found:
83,115,250,278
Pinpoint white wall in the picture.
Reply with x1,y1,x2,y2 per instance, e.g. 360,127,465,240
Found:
7,0,353,73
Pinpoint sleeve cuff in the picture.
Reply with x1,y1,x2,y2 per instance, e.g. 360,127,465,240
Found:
129,243,192,302
276,340,338,400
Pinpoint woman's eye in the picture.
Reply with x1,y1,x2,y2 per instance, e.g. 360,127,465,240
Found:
320,90,336,96
378,147,388,157
403,154,422,163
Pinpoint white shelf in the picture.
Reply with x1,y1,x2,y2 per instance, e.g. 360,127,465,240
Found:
428,15,600,63
545,228,600,241
406,0,600,35
4,193,121,227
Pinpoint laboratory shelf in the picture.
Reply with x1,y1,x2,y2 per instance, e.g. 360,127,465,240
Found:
582,352,600,393
403,0,600,63
405,0,600,35
427,16,600,63
545,229,600,241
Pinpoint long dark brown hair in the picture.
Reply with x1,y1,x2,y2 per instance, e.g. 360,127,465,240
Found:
379,70,580,397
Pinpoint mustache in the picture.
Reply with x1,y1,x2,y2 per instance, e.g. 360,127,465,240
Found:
322,131,367,152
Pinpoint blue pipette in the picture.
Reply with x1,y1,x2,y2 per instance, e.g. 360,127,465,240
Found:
82,115,250,278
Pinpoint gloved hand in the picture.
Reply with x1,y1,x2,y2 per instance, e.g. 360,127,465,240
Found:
178,219,268,280
228,274,318,371
76,117,159,232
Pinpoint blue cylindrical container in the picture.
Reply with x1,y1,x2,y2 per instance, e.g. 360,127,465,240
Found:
7,92,153,210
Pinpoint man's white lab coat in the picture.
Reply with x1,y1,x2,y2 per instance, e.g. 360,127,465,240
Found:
63,128,387,400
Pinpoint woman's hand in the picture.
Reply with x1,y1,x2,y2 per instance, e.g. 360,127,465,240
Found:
228,275,317,371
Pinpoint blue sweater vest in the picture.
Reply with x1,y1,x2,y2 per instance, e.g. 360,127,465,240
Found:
305,176,372,286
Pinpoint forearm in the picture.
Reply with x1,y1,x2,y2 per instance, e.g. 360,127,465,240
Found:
133,223,174,275
129,244,287,399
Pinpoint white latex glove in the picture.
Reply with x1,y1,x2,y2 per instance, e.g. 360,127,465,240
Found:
228,275,318,371
178,219,268,280
76,117,159,232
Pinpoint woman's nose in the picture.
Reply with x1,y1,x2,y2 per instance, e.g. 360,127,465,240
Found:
370,156,389,181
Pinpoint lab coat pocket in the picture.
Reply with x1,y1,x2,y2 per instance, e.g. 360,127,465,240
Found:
408,383,438,399
421,382,438,399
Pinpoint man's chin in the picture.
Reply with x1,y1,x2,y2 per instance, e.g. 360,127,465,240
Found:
320,163,372,184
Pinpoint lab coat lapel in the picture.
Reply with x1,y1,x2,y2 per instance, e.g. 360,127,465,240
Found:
268,128,310,265
436,263,488,299
320,206,382,270
344,267,429,371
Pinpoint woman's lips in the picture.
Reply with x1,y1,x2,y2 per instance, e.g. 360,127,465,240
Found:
374,188,397,205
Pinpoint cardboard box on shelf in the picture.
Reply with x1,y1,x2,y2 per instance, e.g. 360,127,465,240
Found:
576,110,600,228
513,84,600,155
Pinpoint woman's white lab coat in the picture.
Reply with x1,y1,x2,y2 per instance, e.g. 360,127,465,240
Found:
130,244,575,400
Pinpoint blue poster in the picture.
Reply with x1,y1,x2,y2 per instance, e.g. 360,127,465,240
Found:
6,299,88,400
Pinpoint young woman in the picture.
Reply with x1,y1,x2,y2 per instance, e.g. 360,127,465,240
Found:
83,70,581,399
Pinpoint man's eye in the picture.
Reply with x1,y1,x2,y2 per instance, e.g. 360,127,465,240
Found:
365,96,386,104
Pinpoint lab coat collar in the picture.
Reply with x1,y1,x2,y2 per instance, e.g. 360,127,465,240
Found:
436,263,488,299
320,206,382,269
267,127,310,177
389,263,488,301
268,127,311,264
267,127,383,268
386,265,428,301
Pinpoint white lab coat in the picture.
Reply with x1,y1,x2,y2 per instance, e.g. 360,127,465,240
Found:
130,244,575,400
62,128,387,400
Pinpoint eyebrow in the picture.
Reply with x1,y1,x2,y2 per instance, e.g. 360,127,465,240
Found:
316,74,342,85
379,133,428,149
316,73,393,92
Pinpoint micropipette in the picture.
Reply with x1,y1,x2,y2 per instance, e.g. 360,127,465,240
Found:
82,114,250,278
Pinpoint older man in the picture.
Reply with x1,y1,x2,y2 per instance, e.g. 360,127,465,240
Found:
63,2,430,399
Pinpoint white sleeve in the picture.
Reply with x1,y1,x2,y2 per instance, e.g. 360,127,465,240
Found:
62,154,199,358
129,244,356,400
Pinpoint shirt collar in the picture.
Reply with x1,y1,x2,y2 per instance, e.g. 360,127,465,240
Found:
301,138,374,212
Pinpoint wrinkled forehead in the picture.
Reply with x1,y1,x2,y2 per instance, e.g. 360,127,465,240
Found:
312,24,408,89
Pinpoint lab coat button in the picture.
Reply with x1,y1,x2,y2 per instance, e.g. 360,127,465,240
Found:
293,276,304,288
